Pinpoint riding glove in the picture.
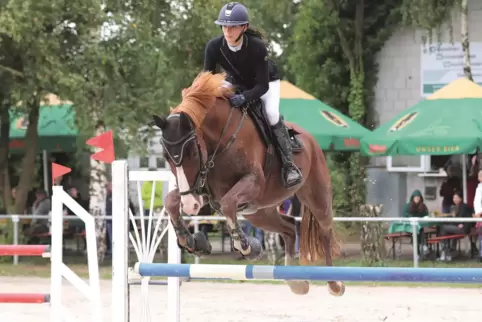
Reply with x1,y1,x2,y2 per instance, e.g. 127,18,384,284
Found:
229,94,246,108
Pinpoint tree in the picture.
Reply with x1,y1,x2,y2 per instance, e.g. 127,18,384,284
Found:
0,0,107,215
288,0,403,214
0,95,11,210
460,0,473,80
0,37,17,209
241,0,300,78
66,14,174,261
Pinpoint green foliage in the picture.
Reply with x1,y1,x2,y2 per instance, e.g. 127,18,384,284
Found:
0,0,105,104
0,0,463,214
67,22,173,142
286,0,460,214
288,0,350,111
326,155,351,213
400,0,458,43
287,0,405,214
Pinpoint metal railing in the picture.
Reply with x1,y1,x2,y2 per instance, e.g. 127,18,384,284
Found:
1,214,481,267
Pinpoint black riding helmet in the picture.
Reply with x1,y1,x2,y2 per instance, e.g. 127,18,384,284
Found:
215,3,249,43
214,2,249,26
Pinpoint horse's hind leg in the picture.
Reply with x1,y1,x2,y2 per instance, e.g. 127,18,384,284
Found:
296,182,346,296
165,189,212,256
244,208,310,295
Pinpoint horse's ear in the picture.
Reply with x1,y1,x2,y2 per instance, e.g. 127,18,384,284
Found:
151,114,167,129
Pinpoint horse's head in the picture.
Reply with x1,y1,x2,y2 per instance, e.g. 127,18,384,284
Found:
152,72,232,215
153,112,206,215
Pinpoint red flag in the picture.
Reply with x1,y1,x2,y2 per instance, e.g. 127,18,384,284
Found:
52,163,71,182
91,147,115,164
86,130,115,163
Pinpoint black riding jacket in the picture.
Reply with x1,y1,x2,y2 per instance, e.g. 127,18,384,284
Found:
203,34,278,103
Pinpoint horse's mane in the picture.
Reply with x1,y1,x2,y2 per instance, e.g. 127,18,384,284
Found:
172,72,233,128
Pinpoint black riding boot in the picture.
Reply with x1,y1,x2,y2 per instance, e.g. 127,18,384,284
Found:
271,118,302,188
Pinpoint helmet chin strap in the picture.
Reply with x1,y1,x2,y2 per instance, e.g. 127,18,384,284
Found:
234,25,247,42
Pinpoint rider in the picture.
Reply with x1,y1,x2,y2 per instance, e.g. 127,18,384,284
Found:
203,2,302,188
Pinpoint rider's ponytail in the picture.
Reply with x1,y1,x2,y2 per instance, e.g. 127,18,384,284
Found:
245,27,265,40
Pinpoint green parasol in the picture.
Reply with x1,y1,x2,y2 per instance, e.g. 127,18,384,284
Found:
9,97,77,153
279,81,370,151
360,78,482,156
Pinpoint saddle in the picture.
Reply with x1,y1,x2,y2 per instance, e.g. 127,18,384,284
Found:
247,99,304,153
243,99,303,176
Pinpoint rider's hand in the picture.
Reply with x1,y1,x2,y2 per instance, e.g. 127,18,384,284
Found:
229,94,246,108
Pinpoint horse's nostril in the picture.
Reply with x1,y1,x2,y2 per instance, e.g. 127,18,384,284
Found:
193,203,199,211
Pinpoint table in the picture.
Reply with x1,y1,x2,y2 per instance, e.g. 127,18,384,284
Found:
388,221,435,234
388,220,439,259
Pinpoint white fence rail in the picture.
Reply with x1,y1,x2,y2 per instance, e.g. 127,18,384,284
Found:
1,213,481,268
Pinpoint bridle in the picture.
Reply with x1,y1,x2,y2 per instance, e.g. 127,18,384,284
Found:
160,107,248,201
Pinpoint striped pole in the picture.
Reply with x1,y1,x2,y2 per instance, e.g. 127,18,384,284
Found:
0,293,50,304
134,263,482,284
0,245,50,257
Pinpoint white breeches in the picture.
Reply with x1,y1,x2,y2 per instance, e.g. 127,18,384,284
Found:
222,80,281,126
260,80,281,125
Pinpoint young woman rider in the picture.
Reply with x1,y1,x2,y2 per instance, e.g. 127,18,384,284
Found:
203,2,302,188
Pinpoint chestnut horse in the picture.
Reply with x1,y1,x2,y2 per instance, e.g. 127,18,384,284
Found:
153,72,345,296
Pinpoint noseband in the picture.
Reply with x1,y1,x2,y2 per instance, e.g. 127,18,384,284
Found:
161,108,247,199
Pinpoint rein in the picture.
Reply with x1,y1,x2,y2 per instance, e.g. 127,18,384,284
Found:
162,105,248,206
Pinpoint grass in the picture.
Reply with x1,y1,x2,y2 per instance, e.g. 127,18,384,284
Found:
1,254,481,289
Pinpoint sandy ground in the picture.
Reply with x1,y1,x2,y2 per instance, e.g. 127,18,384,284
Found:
0,277,480,322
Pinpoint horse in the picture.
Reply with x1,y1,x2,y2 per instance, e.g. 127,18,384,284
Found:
153,71,345,296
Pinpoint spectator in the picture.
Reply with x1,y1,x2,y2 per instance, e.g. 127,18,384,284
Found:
402,189,429,256
263,201,292,264
243,220,264,248
277,196,302,253
141,172,164,214
24,189,51,244
64,186,85,234
438,191,473,261
140,174,164,241
402,189,428,218
439,165,462,213
473,169,482,262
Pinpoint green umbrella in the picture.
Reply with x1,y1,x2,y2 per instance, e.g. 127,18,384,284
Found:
279,81,371,151
360,78,482,156
9,103,77,152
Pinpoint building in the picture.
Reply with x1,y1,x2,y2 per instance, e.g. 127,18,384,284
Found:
366,1,482,217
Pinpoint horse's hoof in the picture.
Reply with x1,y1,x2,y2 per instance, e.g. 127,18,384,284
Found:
328,281,345,297
243,236,263,261
193,232,212,257
286,280,310,295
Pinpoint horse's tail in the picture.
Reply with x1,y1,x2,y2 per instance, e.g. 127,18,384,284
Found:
299,204,340,265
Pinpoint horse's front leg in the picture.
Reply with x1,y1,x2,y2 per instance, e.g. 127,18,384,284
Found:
219,172,263,261
165,189,212,256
